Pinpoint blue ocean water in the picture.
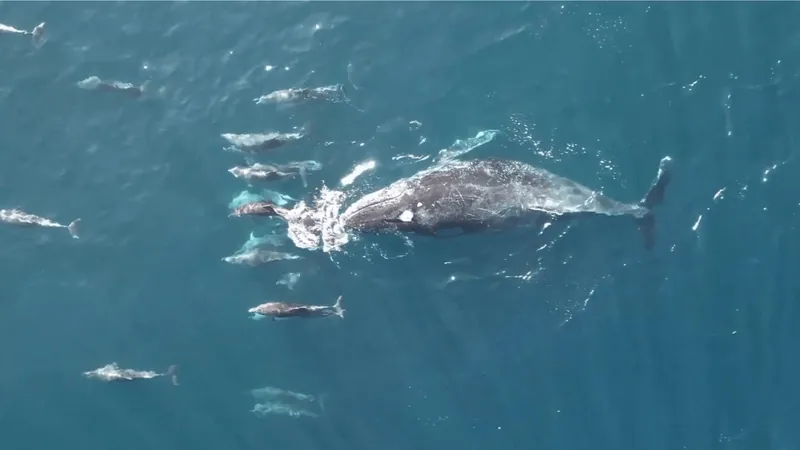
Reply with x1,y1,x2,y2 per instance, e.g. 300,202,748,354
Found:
1,1,799,449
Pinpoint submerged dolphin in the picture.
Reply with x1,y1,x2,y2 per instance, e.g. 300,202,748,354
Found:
83,363,178,385
338,157,673,248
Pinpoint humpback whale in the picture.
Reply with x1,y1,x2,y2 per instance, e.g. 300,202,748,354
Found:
338,157,673,249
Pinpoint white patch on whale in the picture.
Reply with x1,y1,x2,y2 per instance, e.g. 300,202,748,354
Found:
399,210,414,222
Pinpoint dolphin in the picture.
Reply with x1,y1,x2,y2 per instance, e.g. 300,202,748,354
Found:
83,363,178,385
221,248,301,266
0,208,81,239
254,85,348,105
248,296,345,321
77,76,149,98
340,157,673,249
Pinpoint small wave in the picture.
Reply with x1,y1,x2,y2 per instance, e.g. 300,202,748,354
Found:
392,154,428,162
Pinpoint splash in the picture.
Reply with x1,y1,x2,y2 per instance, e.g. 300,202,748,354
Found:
282,185,350,252
434,129,499,164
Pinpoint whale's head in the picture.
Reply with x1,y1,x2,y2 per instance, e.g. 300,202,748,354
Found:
340,182,420,232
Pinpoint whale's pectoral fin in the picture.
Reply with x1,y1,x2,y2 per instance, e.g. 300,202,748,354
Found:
416,227,437,237
640,156,673,210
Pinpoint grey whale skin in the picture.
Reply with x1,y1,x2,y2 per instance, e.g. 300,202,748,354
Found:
338,157,673,249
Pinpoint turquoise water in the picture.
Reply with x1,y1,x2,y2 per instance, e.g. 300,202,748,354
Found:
2,1,799,449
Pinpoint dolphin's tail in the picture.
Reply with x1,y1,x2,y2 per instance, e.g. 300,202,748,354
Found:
317,393,329,412
140,79,152,95
337,83,364,112
31,22,45,48
332,295,345,319
166,364,179,386
636,156,673,250
299,120,312,137
68,219,81,239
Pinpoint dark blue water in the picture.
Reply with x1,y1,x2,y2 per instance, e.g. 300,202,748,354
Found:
1,2,799,449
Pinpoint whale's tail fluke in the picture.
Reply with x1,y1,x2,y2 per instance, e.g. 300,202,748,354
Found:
636,156,673,250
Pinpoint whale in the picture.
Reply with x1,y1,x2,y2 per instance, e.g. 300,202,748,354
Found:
246,157,673,250
336,156,673,249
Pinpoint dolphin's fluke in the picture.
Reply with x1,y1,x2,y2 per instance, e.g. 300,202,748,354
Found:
299,166,309,188
317,393,329,412
332,295,345,319
31,22,45,48
299,120,312,137
636,156,673,250
68,219,81,239
139,80,152,95
166,364,179,386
